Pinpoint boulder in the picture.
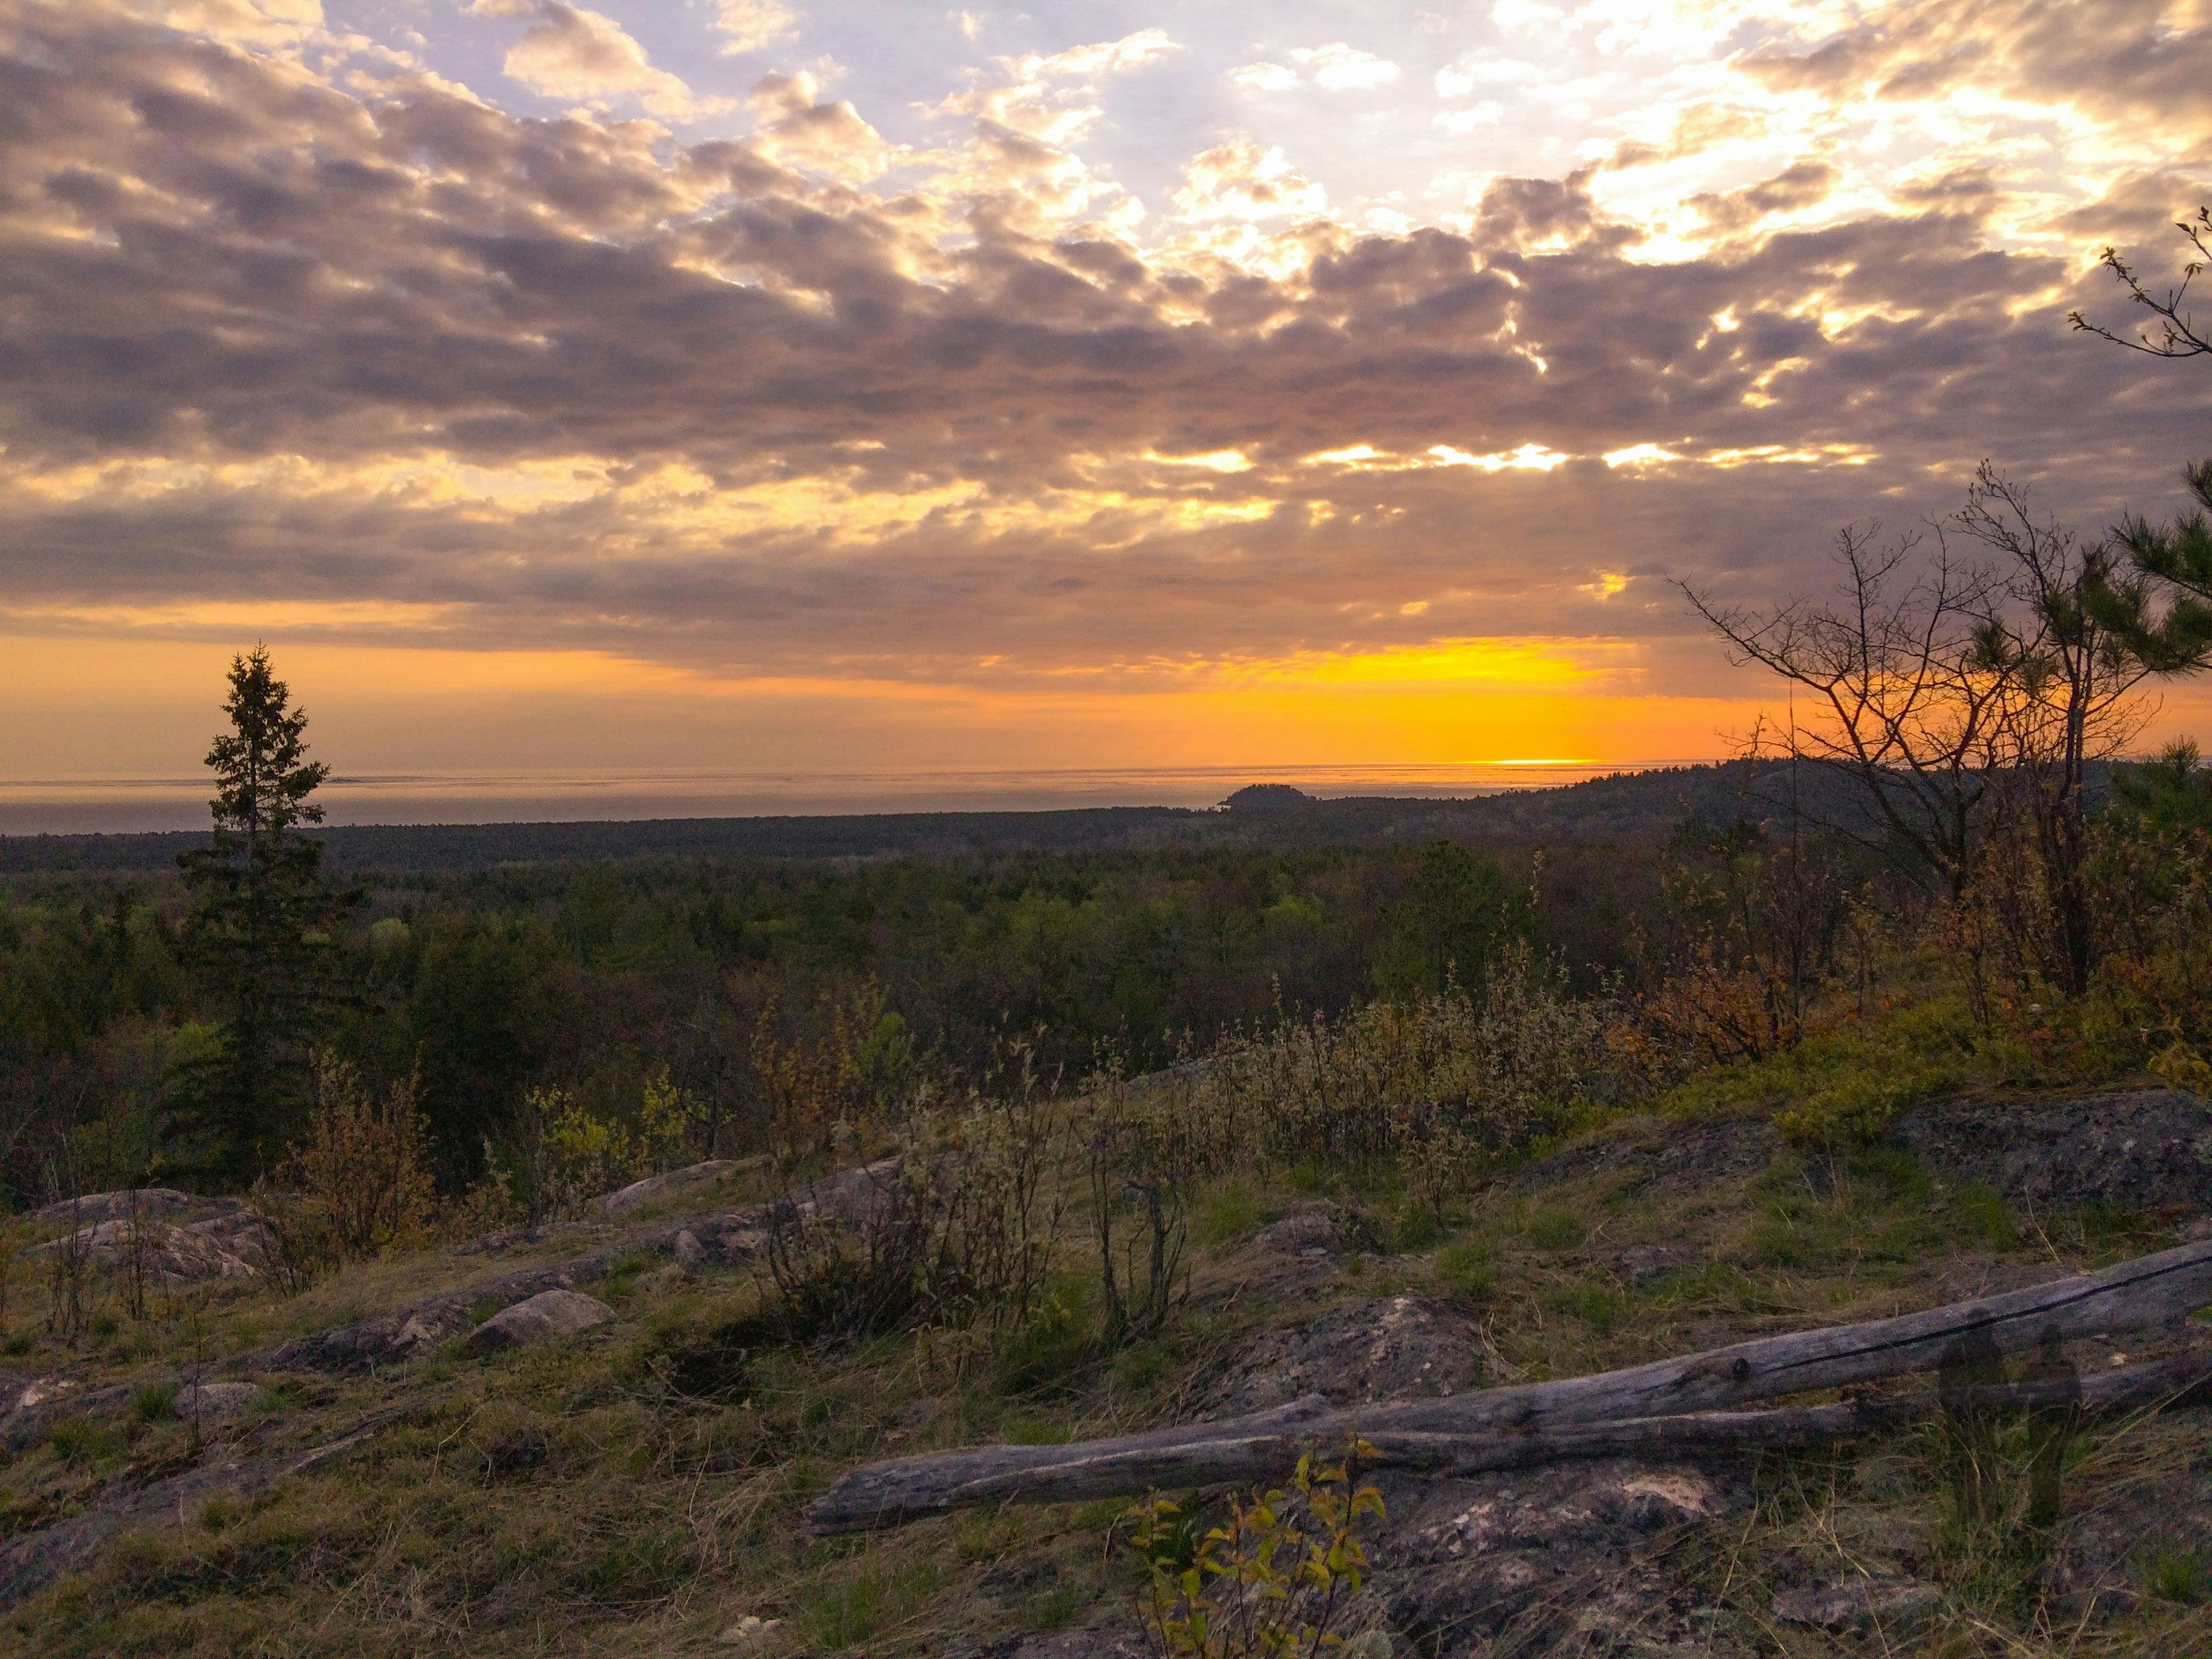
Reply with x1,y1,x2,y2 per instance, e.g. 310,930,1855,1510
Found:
598,1160,743,1216
1198,1296,1483,1416
1378,1459,1750,1656
35,1207,276,1286
463,1289,616,1355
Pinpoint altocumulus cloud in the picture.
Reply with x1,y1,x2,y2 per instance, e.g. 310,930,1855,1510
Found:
0,0,2209,708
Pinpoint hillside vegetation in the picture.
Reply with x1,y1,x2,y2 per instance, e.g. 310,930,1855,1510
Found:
1,912,2208,1656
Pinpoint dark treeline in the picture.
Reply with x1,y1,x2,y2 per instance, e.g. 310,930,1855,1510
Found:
0,821,1734,1202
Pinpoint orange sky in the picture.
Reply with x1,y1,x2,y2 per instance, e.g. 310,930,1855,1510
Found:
5,1,2211,806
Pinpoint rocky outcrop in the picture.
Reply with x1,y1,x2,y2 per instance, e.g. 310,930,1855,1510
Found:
598,1159,744,1216
1199,1297,1484,1416
34,1206,276,1286
1375,1460,1750,1657
1891,1089,2212,1214
173,1380,264,1422
25,1189,211,1227
462,1288,616,1354
1773,1578,1944,1633
1515,1115,1782,1195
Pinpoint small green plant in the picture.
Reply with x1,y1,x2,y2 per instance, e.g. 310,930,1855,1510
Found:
131,1382,178,1423
1516,1206,1582,1252
49,1416,126,1470
1950,1185,2020,1249
1126,1448,1385,1659
795,1557,941,1650
2147,1550,2208,1605
1433,1238,1496,1305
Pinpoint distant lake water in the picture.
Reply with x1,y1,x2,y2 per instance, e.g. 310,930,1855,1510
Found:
0,762,1704,835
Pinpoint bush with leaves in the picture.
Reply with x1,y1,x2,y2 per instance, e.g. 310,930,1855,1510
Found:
1126,1448,1386,1659
289,1057,436,1260
501,1066,708,1221
1155,944,1622,1193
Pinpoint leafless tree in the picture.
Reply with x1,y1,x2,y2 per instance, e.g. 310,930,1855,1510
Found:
1683,466,2168,996
1679,524,2007,902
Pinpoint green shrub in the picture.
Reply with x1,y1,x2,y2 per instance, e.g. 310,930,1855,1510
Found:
131,1382,178,1423
1434,1238,1497,1305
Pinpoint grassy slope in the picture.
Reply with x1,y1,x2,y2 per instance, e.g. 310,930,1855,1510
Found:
3,1014,2209,1658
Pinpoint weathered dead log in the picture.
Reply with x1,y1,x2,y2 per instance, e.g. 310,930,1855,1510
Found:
922,1351,2212,1512
812,1237,2212,1531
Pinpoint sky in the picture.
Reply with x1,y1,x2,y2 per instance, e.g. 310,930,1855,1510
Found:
4,0,2212,817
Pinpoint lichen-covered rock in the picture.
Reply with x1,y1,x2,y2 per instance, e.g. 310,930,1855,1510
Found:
462,1288,616,1355
598,1160,743,1216
35,1207,276,1286
672,1229,709,1272
1891,1090,2212,1214
1515,1116,1781,1196
1198,1296,1483,1416
26,1189,210,1228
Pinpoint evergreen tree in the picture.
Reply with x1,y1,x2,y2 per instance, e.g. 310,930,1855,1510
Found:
175,647,354,1180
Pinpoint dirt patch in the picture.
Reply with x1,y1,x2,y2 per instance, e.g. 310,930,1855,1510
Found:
1515,1116,1782,1197
1195,1296,1484,1417
1889,1090,2212,1216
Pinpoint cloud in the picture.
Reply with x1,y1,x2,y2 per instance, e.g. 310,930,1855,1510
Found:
1234,43,1402,94
708,0,796,57
1690,160,1839,232
1290,43,1401,91
1004,27,1181,84
1229,61,1300,95
472,0,717,120
1171,140,1330,222
127,0,323,43
745,69,896,181
1,0,2209,724
1436,55,1542,97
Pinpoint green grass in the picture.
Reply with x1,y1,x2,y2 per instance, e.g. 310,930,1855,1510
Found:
2148,1550,2208,1605
794,1555,943,1650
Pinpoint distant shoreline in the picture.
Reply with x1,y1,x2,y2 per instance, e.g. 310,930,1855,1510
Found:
0,760,1700,837
0,761,1840,876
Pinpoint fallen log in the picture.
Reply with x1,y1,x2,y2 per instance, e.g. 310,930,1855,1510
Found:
812,1237,2212,1532
922,1351,2212,1513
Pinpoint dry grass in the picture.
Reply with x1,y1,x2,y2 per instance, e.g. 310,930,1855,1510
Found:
1,992,2205,1658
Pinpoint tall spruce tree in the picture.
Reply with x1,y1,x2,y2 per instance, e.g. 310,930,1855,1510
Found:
176,647,353,1180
